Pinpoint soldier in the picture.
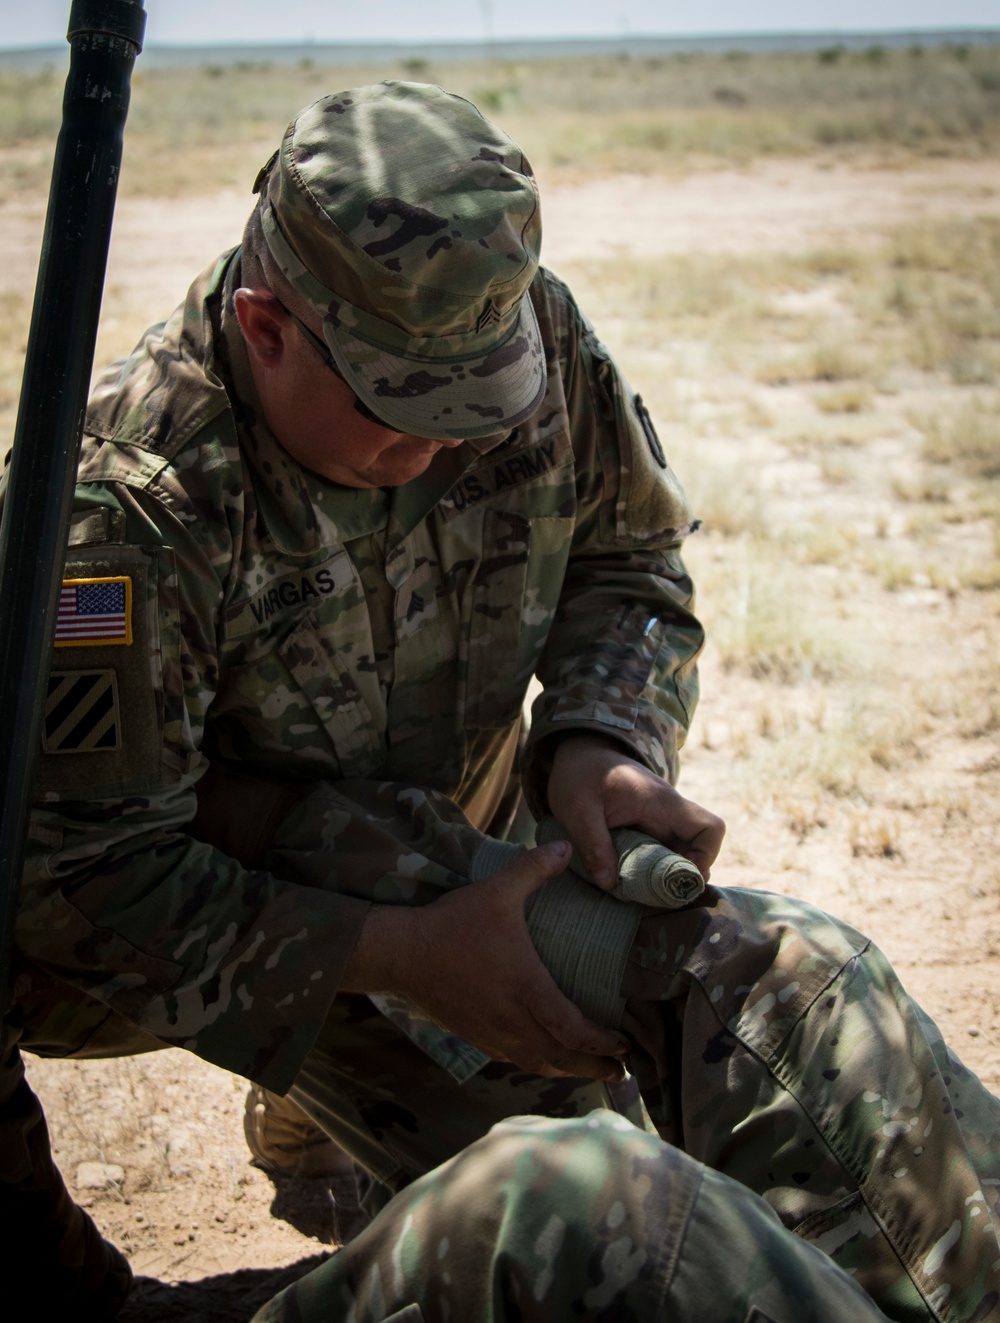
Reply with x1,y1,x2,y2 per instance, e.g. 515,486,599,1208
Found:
2,82,997,1318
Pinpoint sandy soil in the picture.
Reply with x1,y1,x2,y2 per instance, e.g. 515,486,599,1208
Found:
6,154,999,1317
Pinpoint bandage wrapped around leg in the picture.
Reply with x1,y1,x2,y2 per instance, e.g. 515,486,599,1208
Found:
469,821,704,1031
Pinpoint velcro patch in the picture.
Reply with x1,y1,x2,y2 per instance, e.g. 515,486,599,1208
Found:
43,670,121,753
54,576,132,647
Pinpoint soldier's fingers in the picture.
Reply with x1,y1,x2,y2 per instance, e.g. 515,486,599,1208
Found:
615,788,726,876
490,841,573,900
526,973,630,1062
565,815,618,891
672,813,726,881
502,1023,626,1081
679,835,724,881
521,1031,626,1083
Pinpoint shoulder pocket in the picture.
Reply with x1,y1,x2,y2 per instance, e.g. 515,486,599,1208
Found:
587,336,695,548
612,390,694,546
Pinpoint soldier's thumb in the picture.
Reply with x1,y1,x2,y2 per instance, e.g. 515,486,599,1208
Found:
499,841,572,900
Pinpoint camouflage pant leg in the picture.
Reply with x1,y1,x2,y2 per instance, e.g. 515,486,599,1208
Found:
270,783,1000,1322
287,993,642,1207
0,962,146,1311
622,888,1000,1323
251,1111,892,1323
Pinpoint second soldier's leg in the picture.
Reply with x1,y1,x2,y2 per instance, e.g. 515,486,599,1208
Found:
266,781,1000,1321
618,888,1000,1323
285,990,641,1215
251,1111,892,1323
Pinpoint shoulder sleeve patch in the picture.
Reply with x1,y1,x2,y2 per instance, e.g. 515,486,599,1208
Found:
54,576,132,647
583,330,698,549
613,389,696,547
35,545,163,797
43,670,121,752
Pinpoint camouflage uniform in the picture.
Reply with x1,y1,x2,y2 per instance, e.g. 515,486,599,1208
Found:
4,82,998,1318
10,239,698,1091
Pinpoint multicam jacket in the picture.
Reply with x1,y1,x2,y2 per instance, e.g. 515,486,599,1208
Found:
17,250,703,1090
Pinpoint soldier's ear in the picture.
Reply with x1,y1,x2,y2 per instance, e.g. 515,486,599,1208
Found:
233,288,290,367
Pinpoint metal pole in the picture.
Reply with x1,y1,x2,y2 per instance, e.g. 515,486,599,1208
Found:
0,1,146,1002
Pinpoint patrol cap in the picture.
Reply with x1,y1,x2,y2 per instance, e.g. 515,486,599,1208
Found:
255,81,545,441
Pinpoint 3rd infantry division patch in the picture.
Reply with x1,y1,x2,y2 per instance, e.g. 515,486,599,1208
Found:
43,670,121,753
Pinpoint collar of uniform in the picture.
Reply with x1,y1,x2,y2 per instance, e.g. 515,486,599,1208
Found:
217,254,391,557
382,437,502,550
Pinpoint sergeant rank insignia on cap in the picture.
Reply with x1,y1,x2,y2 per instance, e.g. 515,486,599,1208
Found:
54,576,132,647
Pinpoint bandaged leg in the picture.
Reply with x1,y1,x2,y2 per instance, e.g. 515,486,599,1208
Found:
266,779,1000,1322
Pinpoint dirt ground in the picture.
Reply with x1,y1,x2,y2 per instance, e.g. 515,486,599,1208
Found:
7,153,1000,1318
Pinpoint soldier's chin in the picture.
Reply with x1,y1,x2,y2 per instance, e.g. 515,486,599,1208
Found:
372,442,444,485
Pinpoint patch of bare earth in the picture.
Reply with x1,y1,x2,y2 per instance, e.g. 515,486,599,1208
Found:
6,153,998,1315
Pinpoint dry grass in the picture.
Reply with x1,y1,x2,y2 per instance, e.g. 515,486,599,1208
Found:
2,43,1000,198
918,400,1000,477
696,541,845,684
756,339,868,386
816,384,872,414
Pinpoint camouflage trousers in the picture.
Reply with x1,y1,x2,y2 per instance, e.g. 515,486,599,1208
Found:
251,1111,893,1323
5,777,1000,1322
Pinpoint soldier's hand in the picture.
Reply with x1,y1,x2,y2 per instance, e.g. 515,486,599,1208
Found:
341,841,631,1081
547,734,725,890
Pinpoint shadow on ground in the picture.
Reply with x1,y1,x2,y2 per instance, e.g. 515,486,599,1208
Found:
117,1172,370,1320
119,1257,327,1321
267,1167,372,1247
266,1172,337,1241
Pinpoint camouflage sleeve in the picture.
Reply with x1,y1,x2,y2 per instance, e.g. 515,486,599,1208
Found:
19,424,369,1094
523,271,705,813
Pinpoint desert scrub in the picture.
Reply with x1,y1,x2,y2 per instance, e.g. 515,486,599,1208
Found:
917,400,1000,479
2,45,999,198
697,539,844,683
870,218,1000,383
0,287,31,458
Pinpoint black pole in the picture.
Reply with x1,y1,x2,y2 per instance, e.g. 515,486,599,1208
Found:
0,1,146,1003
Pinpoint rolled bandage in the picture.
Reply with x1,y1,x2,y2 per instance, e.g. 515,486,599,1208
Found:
535,818,705,911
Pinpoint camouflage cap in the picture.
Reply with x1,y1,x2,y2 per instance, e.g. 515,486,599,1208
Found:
255,81,545,441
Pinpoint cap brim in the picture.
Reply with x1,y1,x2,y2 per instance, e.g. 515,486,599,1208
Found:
322,296,547,442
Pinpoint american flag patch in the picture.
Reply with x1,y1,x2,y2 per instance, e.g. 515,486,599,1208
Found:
54,576,132,647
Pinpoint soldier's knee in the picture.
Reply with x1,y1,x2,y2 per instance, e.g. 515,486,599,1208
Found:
290,1113,701,1323
459,1110,701,1245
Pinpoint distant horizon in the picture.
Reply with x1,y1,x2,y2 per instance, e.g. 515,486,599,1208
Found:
5,25,1000,52
6,0,1000,53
